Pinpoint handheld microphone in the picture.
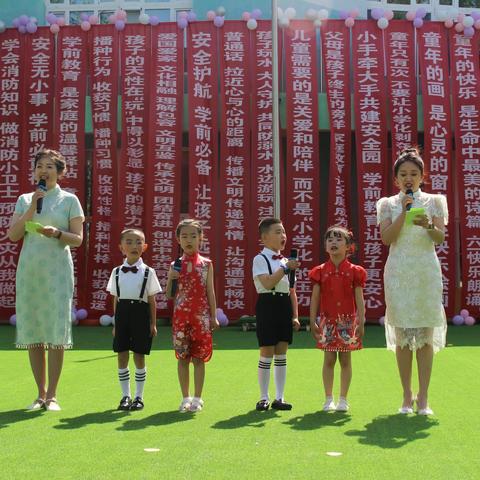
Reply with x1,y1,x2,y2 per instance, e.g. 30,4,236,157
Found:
405,188,413,211
171,257,182,296
36,179,47,214
288,249,298,289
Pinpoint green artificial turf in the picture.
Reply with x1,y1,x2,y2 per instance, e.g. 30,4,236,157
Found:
2,325,480,479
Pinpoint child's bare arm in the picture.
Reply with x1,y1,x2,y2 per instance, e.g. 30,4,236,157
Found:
165,266,180,299
148,294,157,337
309,284,321,339
290,288,300,331
354,286,365,337
206,263,219,330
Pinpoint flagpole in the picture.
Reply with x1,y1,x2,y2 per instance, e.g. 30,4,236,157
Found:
272,0,281,218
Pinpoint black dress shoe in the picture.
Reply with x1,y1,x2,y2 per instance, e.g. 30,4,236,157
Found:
130,397,144,411
256,399,270,411
271,399,292,410
118,396,131,410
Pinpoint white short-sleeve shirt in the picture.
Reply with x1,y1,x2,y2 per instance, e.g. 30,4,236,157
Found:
252,247,290,294
107,258,162,302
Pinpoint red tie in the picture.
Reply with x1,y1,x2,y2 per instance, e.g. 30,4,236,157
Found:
272,254,283,260
121,266,138,273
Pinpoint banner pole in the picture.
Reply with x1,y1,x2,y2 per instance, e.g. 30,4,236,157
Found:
272,0,281,218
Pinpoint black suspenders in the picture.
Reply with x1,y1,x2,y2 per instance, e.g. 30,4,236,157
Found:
115,266,150,301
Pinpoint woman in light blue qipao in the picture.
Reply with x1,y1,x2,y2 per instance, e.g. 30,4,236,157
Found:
8,149,84,411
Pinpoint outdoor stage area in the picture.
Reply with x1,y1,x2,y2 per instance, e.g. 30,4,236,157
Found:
2,325,479,479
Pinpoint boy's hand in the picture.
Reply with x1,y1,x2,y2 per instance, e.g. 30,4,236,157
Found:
150,324,157,337
168,266,180,280
292,317,300,331
210,317,220,331
286,259,300,270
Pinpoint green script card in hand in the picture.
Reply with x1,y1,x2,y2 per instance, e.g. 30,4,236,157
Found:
25,221,44,234
405,207,425,225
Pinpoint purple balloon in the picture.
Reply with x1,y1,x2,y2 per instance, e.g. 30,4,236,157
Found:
149,15,160,26
452,314,464,325
416,7,427,19
464,26,475,37
177,18,188,29
339,10,349,20
9,314,16,326
472,11,480,21
76,308,88,321
115,20,125,31
12,18,20,28
18,25,27,34
213,15,224,27
80,13,89,22
26,22,38,34
187,11,197,22
251,8,262,20
371,8,383,20
19,15,29,26
46,13,57,25
413,17,423,28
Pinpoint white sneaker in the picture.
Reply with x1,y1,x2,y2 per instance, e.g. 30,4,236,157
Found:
336,398,349,412
189,398,204,412
27,398,45,411
322,397,336,411
179,397,192,413
417,407,434,416
45,398,61,411
398,406,414,414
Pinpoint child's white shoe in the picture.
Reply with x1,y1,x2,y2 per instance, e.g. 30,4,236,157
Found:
179,397,192,413
189,397,204,412
335,397,349,412
322,397,336,412
417,407,434,416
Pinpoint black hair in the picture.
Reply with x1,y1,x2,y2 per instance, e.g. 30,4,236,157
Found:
258,217,282,236
34,149,66,174
324,225,356,256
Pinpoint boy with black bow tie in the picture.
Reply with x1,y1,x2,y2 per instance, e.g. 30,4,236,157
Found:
252,218,301,411
106,229,161,411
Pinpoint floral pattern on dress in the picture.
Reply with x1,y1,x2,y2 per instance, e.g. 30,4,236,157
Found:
172,252,212,362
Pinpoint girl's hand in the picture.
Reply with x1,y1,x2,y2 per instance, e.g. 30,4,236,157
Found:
286,259,300,270
413,214,429,229
401,195,413,213
168,266,180,280
358,323,365,338
310,322,321,340
39,226,61,238
292,317,300,331
210,317,220,331
150,324,157,337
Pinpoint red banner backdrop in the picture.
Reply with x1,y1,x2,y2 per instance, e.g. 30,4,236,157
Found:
352,21,388,317
321,20,352,228
217,21,252,317
87,25,119,315
144,23,183,311
417,23,455,316
54,27,88,307
385,20,417,179
187,23,219,259
450,30,480,316
20,27,54,192
0,31,23,317
284,20,320,312
118,24,151,247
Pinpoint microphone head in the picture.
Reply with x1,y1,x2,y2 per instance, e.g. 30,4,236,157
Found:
406,188,413,196
38,179,47,190
289,248,298,260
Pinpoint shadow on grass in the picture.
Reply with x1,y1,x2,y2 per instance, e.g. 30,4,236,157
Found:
284,411,352,430
74,354,116,363
54,409,130,429
345,414,439,448
0,409,46,429
117,410,195,430
211,409,280,429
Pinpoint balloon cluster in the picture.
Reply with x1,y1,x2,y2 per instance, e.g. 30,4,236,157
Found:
99,314,114,326
241,9,262,30
216,308,229,327
278,7,298,28
12,15,39,34
206,6,226,28
452,309,476,326
405,7,427,29
437,9,480,35
177,11,197,30
106,9,127,31
72,307,88,325
338,9,360,28
77,13,99,32
371,8,394,30
305,8,329,28
46,13,66,34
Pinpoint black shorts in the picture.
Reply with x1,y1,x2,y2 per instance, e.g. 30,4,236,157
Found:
113,300,153,355
255,293,293,347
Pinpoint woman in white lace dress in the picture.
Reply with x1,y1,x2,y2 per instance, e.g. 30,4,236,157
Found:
377,148,448,416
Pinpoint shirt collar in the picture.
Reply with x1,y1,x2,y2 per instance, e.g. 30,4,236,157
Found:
262,247,282,258
45,184,61,197
122,257,144,268
399,188,422,200
325,258,350,272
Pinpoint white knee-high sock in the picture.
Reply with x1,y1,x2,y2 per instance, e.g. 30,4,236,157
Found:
274,354,287,401
135,367,146,399
118,368,130,397
258,356,272,400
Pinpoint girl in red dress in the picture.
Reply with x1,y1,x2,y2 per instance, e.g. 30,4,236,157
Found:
309,226,366,412
166,219,219,413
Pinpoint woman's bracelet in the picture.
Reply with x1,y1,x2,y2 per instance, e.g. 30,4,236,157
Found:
55,230,62,239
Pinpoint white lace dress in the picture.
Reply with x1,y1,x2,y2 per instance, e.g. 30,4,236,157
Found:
376,190,448,353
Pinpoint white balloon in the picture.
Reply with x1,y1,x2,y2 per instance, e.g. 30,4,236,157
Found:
313,19,322,28
99,314,112,326
306,9,317,20
216,6,226,17
377,17,389,29
278,16,290,28
317,9,329,20
0,20,6,33
138,13,150,25
437,10,448,21
246,18,257,30
285,7,296,19
277,7,284,17
463,16,474,27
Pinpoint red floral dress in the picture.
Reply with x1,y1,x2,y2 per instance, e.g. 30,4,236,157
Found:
172,252,213,362
309,259,367,352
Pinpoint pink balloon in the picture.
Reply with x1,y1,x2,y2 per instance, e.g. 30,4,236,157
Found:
115,20,125,31
18,25,27,34
413,18,423,28
406,11,415,21
108,14,116,24
460,309,470,317
177,18,188,29
251,9,262,19
206,10,216,21
384,10,394,21
116,9,127,21
89,14,99,25
345,17,355,28
475,19,480,30
444,19,454,29
242,11,251,21
57,17,66,26
349,9,360,19
457,13,465,23
455,22,464,33
50,24,60,34
80,21,91,32
464,316,476,326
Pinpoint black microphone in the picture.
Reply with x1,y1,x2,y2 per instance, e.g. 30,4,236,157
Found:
405,188,413,211
36,179,47,214
288,249,298,289
171,257,182,296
